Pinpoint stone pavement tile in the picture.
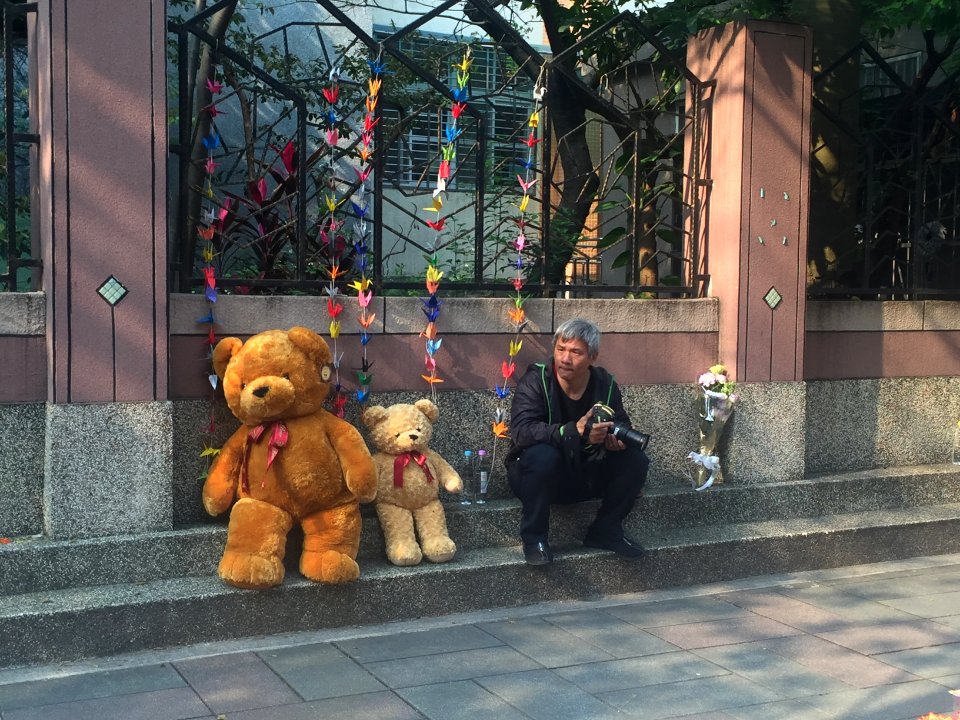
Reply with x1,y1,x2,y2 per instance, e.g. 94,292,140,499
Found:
760,635,919,689
694,642,852,697
397,679,531,720
816,618,960,655
258,642,385,700
598,674,783,719
335,625,501,663
799,679,956,720
364,645,541,689
554,650,729,694
605,596,749,629
830,568,960,601
879,590,960,618
644,615,802,650
174,651,300,713
0,664,184,712
478,616,615,667
1,687,210,720
222,690,422,720
542,609,681,659
933,614,960,629
477,669,628,720
873,641,960,679
723,698,833,720
777,585,925,623
931,673,960,690
719,589,855,633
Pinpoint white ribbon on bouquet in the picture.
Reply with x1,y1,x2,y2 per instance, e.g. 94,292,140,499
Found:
687,451,721,491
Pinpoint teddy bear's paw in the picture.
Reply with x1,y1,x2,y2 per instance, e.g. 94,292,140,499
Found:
421,536,457,564
301,550,360,584
386,541,423,566
347,471,378,503
219,551,285,589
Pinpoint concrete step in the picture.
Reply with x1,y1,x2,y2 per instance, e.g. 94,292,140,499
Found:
4,500,960,669
3,464,959,596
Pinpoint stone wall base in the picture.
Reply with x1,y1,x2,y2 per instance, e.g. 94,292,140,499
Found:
43,402,173,538
2,381,957,537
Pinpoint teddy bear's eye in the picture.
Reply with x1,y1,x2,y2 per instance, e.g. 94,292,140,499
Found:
283,373,290,380
241,383,246,390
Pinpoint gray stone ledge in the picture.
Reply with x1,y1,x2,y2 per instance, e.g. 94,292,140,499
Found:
382,297,553,334
922,301,960,330
555,298,718,332
807,300,925,332
171,294,719,336
0,292,44,336
169,294,385,336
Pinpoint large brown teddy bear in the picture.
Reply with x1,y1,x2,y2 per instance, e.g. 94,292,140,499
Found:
202,327,376,589
363,399,462,566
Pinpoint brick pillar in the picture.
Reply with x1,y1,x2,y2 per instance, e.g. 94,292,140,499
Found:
687,20,813,382
36,0,171,537
38,0,168,403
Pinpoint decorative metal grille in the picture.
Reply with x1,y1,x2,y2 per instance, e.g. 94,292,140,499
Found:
809,40,960,299
167,0,710,298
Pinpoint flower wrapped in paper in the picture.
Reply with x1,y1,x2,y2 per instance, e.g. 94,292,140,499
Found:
688,365,737,491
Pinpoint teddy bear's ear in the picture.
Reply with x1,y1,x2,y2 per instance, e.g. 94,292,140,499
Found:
212,337,243,379
414,398,439,422
287,326,332,365
362,405,388,428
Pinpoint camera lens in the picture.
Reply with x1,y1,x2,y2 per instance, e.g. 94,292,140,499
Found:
611,423,651,452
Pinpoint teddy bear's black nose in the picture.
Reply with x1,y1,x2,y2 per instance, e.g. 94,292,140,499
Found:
252,386,269,398
408,434,419,441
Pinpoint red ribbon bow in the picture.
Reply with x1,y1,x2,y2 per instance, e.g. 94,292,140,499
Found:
393,451,433,488
240,421,288,492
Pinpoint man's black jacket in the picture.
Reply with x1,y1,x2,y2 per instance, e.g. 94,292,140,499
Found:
505,360,632,471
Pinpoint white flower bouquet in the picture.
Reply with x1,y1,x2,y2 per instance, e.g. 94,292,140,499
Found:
688,364,738,491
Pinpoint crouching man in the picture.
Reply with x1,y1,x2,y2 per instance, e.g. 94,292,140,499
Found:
506,318,649,565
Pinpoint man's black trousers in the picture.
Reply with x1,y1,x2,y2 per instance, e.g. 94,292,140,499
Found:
506,443,649,544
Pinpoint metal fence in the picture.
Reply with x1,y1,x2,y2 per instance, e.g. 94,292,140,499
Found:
808,41,960,298
168,0,710,297
0,0,39,292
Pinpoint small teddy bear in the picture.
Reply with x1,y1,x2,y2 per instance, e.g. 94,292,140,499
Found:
202,327,377,589
362,399,462,566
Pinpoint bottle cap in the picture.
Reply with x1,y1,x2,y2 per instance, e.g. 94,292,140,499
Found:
464,450,473,456
477,449,487,456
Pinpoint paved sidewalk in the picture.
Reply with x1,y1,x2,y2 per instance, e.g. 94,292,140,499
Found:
3,554,960,720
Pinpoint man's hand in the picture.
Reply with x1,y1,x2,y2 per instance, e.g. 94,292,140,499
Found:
577,408,626,451
602,431,626,452
575,409,610,447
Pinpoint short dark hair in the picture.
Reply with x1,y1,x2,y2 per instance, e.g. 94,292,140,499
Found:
553,318,600,357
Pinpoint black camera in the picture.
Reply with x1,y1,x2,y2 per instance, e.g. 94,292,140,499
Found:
591,403,651,451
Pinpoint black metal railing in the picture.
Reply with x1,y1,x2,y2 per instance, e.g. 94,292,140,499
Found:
168,0,709,297
0,0,39,292
809,40,960,298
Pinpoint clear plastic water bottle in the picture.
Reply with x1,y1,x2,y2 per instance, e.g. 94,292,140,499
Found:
475,449,490,504
459,450,474,504
953,421,960,465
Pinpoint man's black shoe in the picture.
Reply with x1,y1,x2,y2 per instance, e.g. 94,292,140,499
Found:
583,532,646,558
523,541,553,565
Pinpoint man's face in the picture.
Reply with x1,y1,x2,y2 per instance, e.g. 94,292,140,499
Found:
553,337,593,385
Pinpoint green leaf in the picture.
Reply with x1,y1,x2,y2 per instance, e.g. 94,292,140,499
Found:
597,226,627,249
611,250,631,269
595,200,621,212
656,228,682,247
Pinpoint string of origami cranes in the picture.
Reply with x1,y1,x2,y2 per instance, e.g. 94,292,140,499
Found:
195,49,547,462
